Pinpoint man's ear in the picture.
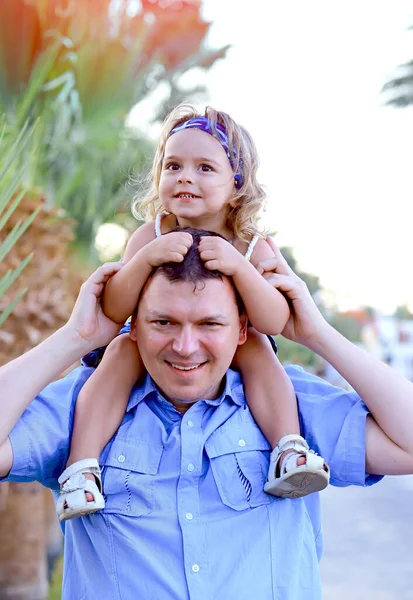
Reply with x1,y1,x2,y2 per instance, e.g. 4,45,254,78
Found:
129,318,137,342
238,313,248,346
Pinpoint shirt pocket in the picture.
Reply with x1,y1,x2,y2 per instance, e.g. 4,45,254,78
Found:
205,425,276,511
100,438,163,516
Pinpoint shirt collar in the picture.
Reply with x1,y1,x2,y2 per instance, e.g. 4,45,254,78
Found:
126,369,245,413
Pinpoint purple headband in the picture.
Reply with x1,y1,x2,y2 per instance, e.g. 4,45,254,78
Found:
168,117,243,189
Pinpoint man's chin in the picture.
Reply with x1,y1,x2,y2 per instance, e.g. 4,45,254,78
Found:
161,383,220,406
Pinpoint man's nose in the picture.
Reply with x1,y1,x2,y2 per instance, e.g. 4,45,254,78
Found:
171,326,199,356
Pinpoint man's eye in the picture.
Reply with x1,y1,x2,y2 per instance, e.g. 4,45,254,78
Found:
154,320,171,326
202,322,220,328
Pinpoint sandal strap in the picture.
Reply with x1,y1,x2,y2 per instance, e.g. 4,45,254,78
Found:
270,434,309,465
58,458,102,492
60,476,101,505
281,448,326,475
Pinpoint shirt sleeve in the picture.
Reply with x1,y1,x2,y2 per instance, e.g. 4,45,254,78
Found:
2,366,93,490
286,364,383,488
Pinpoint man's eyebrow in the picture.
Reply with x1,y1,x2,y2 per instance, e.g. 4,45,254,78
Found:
198,314,229,322
164,154,221,167
145,310,173,320
145,310,229,322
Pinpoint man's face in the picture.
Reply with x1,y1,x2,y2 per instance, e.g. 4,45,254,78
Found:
130,272,247,409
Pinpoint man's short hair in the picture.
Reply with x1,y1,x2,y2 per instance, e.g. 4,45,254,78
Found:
136,227,245,317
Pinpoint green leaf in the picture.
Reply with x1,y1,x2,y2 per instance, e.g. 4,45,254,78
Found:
0,289,28,327
0,205,40,262
0,253,33,297
0,188,25,228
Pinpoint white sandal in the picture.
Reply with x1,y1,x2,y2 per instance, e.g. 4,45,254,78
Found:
264,434,330,498
56,458,105,521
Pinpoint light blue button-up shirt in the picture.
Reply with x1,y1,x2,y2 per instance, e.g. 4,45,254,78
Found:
4,365,381,599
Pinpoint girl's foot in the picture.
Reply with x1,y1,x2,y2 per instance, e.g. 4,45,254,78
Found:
264,434,330,498
56,458,105,521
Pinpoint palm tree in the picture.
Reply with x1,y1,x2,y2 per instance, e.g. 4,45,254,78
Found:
0,120,40,327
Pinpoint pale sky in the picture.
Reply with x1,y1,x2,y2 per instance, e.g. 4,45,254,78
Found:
131,1,413,313
200,0,413,313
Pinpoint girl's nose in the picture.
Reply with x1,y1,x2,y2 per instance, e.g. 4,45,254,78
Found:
177,168,194,184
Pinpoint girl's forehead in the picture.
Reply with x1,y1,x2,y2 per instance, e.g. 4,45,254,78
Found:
163,128,229,161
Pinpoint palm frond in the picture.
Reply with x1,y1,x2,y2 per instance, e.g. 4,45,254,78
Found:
0,119,39,326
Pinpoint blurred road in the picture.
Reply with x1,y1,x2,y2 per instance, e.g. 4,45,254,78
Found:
321,475,413,599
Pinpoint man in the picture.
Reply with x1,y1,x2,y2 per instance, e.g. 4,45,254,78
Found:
1,230,413,600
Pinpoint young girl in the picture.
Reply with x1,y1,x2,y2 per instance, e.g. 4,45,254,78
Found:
56,104,329,521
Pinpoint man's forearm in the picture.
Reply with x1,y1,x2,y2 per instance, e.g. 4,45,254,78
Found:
0,324,91,447
309,324,413,454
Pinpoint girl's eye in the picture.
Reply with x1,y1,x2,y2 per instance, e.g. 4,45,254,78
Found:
200,164,213,172
166,163,180,171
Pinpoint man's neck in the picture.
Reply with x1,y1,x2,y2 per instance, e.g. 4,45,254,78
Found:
153,377,227,414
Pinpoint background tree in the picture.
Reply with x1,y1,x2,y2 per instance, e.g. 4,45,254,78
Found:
0,120,40,327
274,245,325,368
382,23,413,107
394,304,413,320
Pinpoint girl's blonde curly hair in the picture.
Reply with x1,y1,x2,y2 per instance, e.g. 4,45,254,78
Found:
132,104,267,242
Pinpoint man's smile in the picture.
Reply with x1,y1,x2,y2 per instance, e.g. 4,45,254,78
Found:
165,360,207,372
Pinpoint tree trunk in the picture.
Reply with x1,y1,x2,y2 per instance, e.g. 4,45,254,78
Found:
0,483,48,600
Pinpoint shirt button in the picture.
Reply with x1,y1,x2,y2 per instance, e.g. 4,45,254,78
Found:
238,439,246,447
187,463,195,472
186,512,193,520
118,454,126,463
187,420,194,428
192,564,200,573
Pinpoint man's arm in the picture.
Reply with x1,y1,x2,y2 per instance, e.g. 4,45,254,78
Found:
0,262,123,477
259,238,413,476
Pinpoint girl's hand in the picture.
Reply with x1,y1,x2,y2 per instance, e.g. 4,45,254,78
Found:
198,236,244,276
68,262,125,348
142,232,193,267
256,238,329,347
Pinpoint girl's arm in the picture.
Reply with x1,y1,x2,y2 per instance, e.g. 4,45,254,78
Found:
102,223,192,322
198,237,289,335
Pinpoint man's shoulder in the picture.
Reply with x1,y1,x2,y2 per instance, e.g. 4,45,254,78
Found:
48,364,94,388
39,365,94,406
285,364,349,396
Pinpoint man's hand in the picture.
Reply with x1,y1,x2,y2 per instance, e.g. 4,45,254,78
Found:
255,238,329,348
142,232,193,267
68,262,125,349
198,236,244,276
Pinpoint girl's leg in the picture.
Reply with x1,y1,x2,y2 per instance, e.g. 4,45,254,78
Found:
233,329,299,448
233,329,329,498
57,334,144,520
67,333,143,465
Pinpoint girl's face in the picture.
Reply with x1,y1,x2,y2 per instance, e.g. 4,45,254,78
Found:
159,128,236,230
